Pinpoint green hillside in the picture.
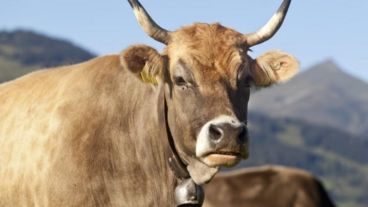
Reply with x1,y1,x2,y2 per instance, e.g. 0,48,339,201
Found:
236,112,368,207
0,29,95,83
0,56,37,82
249,60,368,138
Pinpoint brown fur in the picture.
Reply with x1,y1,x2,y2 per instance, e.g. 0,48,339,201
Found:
252,50,299,86
203,166,336,207
0,22,298,206
0,55,176,206
167,24,246,86
165,24,249,165
161,24,298,168
166,23,298,86
121,44,164,82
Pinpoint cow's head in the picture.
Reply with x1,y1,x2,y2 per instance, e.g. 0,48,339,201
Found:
121,0,298,184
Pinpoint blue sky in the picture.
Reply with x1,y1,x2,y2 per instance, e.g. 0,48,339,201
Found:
1,0,367,82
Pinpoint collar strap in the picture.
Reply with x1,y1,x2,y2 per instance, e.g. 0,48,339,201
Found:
164,98,190,180
167,145,190,179
164,97,205,207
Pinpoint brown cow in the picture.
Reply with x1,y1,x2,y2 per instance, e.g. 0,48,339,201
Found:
0,0,298,206
204,166,336,207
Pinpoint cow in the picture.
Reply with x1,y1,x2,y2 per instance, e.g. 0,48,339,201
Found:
203,166,336,207
0,0,298,206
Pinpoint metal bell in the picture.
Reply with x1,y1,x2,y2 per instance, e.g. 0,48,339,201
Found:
174,178,204,206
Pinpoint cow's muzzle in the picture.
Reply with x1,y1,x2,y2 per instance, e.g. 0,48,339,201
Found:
196,115,249,167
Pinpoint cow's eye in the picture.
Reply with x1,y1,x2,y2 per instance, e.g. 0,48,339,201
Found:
174,76,187,86
237,67,251,87
237,67,247,83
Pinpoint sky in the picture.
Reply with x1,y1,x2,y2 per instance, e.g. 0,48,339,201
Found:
1,0,368,82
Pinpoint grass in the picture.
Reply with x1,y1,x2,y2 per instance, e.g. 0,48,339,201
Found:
0,45,17,56
276,124,304,147
0,57,38,83
274,124,368,207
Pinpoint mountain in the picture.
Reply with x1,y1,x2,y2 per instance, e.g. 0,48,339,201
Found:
0,29,95,83
233,112,368,207
249,60,368,137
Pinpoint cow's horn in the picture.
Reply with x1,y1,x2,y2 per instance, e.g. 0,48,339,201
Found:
245,0,292,46
127,0,170,44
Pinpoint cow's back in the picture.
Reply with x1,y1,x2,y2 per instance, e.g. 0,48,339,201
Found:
203,166,335,207
0,55,127,206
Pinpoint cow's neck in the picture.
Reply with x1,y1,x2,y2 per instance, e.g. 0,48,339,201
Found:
112,70,205,206
164,97,205,206
165,99,190,180
109,74,177,206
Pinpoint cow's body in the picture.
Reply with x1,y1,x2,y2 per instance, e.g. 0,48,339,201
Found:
0,0,299,206
0,56,176,206
203,166,336,207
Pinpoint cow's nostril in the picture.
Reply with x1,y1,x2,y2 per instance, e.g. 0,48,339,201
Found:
238,126,247,144
209,124,222,141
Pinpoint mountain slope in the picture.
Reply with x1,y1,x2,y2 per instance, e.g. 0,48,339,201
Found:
0,56,37,83
234,112,368,207
249,60,368,137
0,29,96,83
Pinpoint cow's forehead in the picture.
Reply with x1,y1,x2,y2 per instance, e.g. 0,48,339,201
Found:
166,23,248,83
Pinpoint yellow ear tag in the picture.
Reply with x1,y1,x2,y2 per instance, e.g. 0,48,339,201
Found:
140,70,158,85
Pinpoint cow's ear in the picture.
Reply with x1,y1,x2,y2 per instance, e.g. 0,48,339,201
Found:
249,50,299,87
120,45,165,85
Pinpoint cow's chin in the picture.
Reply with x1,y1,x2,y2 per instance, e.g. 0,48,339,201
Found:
201,153,242,167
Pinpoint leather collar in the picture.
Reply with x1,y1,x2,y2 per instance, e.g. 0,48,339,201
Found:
164,93,205,207
164,98,190,179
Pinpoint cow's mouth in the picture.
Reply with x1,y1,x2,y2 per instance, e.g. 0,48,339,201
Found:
208,151,241,157
201,151,242,167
